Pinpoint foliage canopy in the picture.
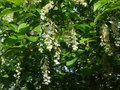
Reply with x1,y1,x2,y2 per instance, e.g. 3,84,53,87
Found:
0,0,120,89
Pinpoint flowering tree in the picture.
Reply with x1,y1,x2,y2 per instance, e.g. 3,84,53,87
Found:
0,0,120,89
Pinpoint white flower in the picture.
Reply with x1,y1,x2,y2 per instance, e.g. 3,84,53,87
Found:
5,13,14,22
47,76,51,80
17,75,20,79
17,72,21,75
37,43,40,45
82,2,87,7
47,79,51,83
17,63,20,66
54,41,60,46
40,43,43,46
41,14,46,20
72,45,78,50
40,1,54,20
44,82,49,85
13,74,17,77
38,48,43,53
43,73,48,77
47,45,53,51
16,70,19,73
54,60,60,65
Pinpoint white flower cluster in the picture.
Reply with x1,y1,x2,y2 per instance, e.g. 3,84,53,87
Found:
114,37,120,47
41,56,51,85
64,35,71,46
100,24,113,56
42,21,61,65
53,47,61,65
4,13,13,22
73,0,87,7
104,44,113,56
1,57,5,65
37,43,44,53
40,1,54,20
15,63,22,83
43,21,57,51
64,29,78,51
71,29,78,50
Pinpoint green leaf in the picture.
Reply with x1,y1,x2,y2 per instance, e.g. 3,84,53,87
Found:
33,25,42,34
94,9,108,23
17,35,25,40
7,0,25,5
4,36,18,45
0,7,23,17
79,38,92,44
90,22,95,27
78,49,84,54
0,45,5,51
74,24,91,31
16,13,35,22
114,58,120,61
26,36,38,42
85,47,89,50
8,24,18,32
18,23,29,34
90,0,92,3
94,1,120,23
94,0,110,11
53,6,58,10
109,1,120,10
18,23,29,31
66,58,77,66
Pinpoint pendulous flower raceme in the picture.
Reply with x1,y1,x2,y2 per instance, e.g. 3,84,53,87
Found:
71,29,79,50
42,21,61,65
100,24,113,56
64,28,78,51
41,56,51,85
37,41,44,53
15,62,22,85
40,1,54,20
114,37,120,47
42,21,58,51
53,46,61,65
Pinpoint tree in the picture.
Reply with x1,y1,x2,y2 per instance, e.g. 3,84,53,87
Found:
0,0,120,89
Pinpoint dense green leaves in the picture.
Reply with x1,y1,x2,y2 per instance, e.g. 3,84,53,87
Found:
0,0,120,90
7,0,25,5
5,36,19,45
0,7,22,17
8,24,18,32
18,23,29,34
16,13,35,22
94,0,110,11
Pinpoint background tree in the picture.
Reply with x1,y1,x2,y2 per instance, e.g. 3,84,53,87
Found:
0,0,120,89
